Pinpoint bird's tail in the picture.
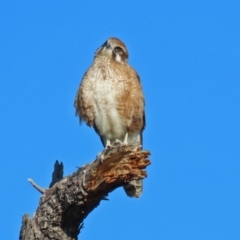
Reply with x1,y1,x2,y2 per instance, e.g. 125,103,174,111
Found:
123,179,143,198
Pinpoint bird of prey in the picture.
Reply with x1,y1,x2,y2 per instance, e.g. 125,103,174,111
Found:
74,37,145,197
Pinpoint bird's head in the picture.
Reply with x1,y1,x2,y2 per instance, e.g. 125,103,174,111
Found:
95,37,129,63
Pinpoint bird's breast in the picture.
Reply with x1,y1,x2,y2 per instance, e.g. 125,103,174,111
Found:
92,79,127,141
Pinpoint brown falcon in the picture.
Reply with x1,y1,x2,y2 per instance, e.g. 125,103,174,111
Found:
74,37,146,197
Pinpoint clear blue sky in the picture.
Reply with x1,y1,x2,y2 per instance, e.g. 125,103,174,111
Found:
1,1,240,239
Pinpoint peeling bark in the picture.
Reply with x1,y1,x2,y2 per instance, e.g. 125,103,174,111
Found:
19,143,151,240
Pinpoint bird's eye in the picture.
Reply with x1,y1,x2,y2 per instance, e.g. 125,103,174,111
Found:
114,47,123,54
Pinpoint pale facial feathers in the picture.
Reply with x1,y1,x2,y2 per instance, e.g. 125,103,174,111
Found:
95,37,129,63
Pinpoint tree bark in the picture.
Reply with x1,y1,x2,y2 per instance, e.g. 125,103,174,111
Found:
19,143,151,240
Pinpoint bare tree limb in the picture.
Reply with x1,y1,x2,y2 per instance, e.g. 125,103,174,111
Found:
20,143,151,240
28,178,45,194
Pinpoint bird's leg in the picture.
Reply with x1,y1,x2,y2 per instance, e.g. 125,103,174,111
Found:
100,139,114,163
123,132,128,145
105,139,113,149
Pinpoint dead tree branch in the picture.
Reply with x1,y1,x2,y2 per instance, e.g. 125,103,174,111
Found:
19,143,151,240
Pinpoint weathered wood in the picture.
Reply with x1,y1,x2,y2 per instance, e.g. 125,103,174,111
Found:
49,160,64,188
19,143,151,240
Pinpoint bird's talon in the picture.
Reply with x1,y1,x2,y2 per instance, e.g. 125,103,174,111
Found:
106,144,113,150
114,139,123,145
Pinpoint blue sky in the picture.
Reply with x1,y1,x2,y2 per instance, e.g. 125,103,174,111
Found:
1,1,240,239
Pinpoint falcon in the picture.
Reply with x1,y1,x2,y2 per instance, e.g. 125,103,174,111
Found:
74,37,146,197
